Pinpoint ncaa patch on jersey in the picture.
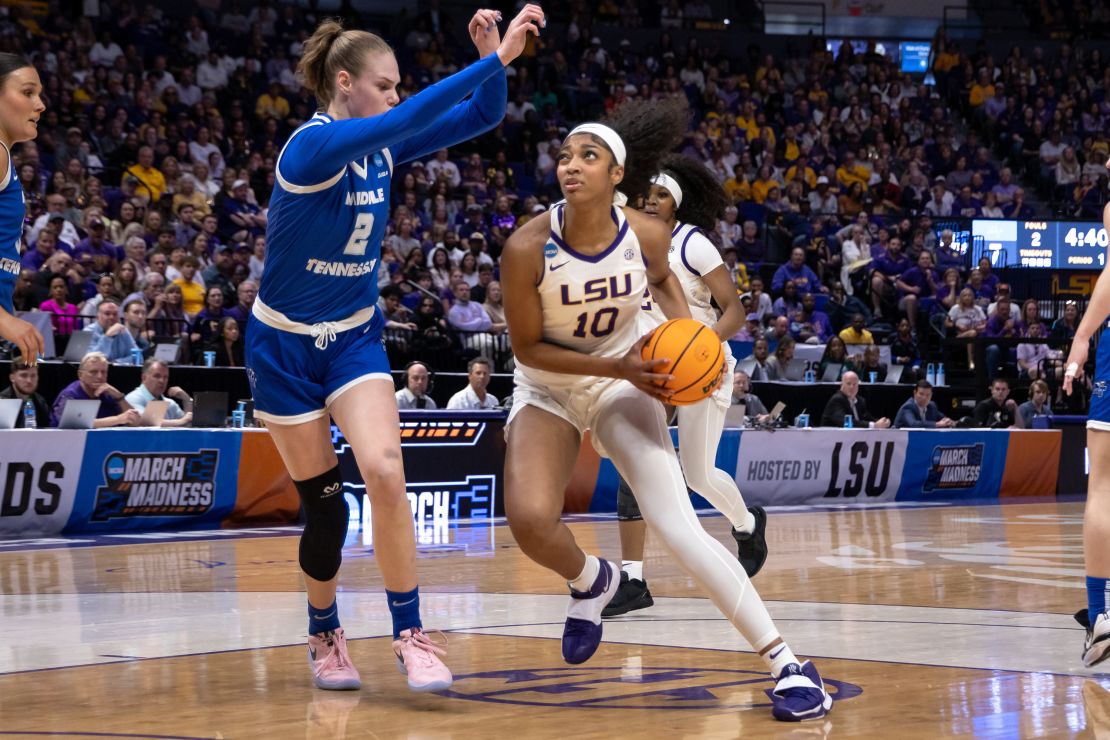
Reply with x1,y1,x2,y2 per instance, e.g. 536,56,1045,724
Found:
544,242,558,258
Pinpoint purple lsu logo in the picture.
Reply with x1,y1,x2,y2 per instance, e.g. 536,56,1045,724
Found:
560,274,636,306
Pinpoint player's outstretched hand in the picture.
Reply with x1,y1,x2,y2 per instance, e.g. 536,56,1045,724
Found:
0,311,44,366
619,333,674,403
496,4,544,67
468,9,502,58
1064,339,1089,396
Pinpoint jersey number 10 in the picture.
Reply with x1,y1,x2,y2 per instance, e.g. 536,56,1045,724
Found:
573,307,618,338
343,213,375,256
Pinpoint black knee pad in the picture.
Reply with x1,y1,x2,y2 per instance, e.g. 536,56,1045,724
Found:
296,466,349,581
616,475,643,521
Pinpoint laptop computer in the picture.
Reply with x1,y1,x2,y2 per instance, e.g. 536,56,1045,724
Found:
62,331,94,363
140,399,169,427
57,399,101,429
723,401,746,428
783,359,807,382
191,391,228,428
885,364,905,384
820,363,843,382
153,343,179,363
734,358,757,378
0,399,22,429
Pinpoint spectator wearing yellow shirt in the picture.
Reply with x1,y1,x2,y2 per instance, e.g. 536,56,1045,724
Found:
173,256,206,319
724,164,751,203
968,68,995,108
750,165,778,204
836,151,870,190
839,313,875,346
786,156,816,189
735,101,758,141
778,125,801,163
933,41,959,74
123,146,166,203
255,81,291,121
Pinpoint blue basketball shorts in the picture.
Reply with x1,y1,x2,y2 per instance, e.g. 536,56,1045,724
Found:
1089,327,1110,432
245,309,392,424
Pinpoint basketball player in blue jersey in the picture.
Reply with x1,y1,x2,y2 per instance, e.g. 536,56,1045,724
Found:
0,54,45,364
603,154,768,618
501,99,834,722
245,7,545,693
1063,163,1110,667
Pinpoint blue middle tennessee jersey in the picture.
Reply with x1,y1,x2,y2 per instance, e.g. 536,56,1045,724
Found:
0,142,24,312
260,113,393,324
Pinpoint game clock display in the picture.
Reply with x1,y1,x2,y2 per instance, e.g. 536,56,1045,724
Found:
974,219,1109,269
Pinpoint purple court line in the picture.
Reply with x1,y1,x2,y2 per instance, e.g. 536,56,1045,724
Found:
0,733,216,740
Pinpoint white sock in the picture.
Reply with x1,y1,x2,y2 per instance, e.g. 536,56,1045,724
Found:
765,641,800,678
622,560,644,582
734,509,756,535
569,554,600,593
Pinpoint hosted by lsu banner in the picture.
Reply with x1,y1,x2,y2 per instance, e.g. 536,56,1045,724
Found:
64,430,245,533
570,428,1061,512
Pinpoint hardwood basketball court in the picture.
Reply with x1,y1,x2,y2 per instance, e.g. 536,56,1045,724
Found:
1,501,1107,739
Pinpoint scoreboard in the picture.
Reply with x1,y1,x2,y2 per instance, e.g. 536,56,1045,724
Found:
972,219,1108,269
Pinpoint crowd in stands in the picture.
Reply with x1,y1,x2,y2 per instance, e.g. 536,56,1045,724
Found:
0,1,1094,407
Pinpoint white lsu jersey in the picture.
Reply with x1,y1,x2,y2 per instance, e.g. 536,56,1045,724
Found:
515,204,648,389
640,222,725,332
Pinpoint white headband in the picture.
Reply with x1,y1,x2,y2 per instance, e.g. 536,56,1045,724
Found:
567,123,626,166
650,173,683,208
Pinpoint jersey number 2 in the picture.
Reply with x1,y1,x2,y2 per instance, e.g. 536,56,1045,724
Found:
573,307,618,338
343,213,375,256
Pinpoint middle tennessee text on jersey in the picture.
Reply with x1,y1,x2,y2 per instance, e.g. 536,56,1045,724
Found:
255,52,508,327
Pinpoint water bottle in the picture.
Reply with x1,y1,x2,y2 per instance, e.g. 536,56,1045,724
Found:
935,363,946,387
203,351,216,368
130,347,144,366
926,363,936,386
23,399,36,429
804,369,816,383
232,401,247,428
843,414,854,429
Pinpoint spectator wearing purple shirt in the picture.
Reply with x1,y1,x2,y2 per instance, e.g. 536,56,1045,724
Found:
983,296,1024,380
735,220,766,265
869,237,912,318
976,257,1000,295
73,219,120,275
790,292,833,343
772,247,824,295
20,230,59,271
50,352,140,428
895,251,939,328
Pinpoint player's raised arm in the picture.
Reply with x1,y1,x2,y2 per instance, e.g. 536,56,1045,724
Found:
280,7,543,187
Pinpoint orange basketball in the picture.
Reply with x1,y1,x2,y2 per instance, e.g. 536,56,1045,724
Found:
640,318,724,405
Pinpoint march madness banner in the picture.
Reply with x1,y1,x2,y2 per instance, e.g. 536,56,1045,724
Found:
65,430,242,532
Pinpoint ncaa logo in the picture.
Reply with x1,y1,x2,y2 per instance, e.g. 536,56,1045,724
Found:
105,455,126,481
544,243,559,259
441,666,861,711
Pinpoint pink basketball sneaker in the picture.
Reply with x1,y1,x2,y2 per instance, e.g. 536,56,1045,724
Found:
307,628,362,690
393,628,453,692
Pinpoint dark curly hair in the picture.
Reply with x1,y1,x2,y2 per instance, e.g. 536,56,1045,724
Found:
569,97,688,204
655,153,729,232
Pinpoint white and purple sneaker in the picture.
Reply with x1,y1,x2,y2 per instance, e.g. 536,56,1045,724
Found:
771,661,833,722
562,559,619,664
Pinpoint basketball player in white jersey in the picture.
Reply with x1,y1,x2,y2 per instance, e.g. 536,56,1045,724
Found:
500,99,833,722
603,154,767,618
